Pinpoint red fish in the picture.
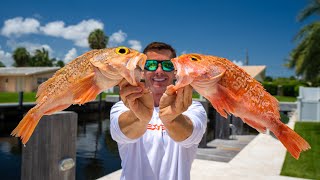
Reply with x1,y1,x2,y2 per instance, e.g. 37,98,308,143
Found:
11,46,147,144
171,53,310,159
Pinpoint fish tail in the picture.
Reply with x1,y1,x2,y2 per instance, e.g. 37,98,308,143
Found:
73,73,102,104
272,123,310,159
11,108,42,145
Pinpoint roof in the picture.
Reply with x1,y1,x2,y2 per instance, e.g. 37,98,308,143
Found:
0,67,60,76
239,65,266,78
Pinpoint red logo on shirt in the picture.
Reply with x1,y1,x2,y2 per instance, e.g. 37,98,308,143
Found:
147,124,166,131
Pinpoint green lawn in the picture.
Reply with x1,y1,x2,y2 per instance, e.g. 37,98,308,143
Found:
0,92,297,103
0,92,119,103
280,122,320,179
274,96,297,102
0,92,37,103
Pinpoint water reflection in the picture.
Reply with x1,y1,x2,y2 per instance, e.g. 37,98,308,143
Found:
0,110,121,180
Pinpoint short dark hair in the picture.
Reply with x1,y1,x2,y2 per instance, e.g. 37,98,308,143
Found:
143,42,176,58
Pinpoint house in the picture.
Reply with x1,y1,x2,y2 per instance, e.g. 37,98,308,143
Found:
0,65,267,93
0,67,60,92
240,65,266,82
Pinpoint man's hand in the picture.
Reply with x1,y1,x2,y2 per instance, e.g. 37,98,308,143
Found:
159,85,194,142
119,79,154,123
159,85,193,122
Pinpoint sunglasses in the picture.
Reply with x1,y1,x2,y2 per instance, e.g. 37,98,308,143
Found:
144,60,175,72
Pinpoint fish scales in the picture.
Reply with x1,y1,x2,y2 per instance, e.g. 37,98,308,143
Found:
171,53,310,159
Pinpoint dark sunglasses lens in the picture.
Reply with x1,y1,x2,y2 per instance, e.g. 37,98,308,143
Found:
145,60,158,71
162,61,174,72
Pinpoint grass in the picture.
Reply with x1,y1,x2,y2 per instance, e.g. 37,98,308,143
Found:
274,96,297,102
280,122,320,179
0,92,37,103
0,92,298,103
0,92,119,103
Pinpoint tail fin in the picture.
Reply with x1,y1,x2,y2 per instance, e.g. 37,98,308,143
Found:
11,108,41,145
272,124,311,159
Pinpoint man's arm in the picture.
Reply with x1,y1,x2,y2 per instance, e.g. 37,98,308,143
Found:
118,80,154,139
159,85,194,142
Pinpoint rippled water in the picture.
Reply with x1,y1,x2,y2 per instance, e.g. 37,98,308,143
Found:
0,111,121,180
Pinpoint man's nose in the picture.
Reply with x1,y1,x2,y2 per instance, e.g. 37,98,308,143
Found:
155,64,163,73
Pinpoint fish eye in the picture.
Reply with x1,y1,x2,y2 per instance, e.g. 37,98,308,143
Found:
190,55,201,61
115,46,130,55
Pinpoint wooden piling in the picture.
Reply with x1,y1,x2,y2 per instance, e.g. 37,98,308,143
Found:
21,111,77,180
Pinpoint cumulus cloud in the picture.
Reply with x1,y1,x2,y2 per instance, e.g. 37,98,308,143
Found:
232,60,243,66
0,17,104,47
0,17,40,37
180,50,187,55
128,40,142,52
0,48,13,67
108,30,127,47
64,48,77,63
6,40,53,55
41,19,104,47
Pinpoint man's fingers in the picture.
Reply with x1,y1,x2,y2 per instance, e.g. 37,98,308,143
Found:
175,88,184,110
165,85,176,96
120,86,142,98
126,92,143,103
183,85,193,108
119,79,129,89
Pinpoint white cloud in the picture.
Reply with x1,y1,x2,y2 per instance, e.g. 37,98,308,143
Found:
0,48,13,67
108,30,127,47
232,60,243,66
64,48,77,63
6,40,53,55
41,19,104,47
0,17,40,37
128,40,142,52
180,50,187,55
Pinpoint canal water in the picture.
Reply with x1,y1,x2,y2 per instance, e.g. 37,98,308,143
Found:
0,111,121,180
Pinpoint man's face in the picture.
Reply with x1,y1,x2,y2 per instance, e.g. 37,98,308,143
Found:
144,49,175,106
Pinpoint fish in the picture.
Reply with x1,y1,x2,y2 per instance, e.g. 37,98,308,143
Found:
11,46,147,145
170,53,310,159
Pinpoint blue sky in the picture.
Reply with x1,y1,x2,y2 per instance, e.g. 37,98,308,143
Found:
0,0,315,77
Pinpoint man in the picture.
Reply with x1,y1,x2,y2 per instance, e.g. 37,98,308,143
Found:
110,42,207,180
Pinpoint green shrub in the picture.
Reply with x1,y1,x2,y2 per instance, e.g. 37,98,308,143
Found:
262,82,278,95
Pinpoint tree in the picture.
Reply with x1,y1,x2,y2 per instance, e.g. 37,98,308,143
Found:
29,48,54,67
88,29,108,50
286,0,320,84
54,59,65,67
12,47,30,67
0,61,5,67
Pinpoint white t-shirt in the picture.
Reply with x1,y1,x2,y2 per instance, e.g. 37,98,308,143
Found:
110,101,207,180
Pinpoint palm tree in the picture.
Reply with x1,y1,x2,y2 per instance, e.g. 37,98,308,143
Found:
12,47,30,67
286,0,320,84
88,29,108,49
29,48,53,67
87,29,108,158
0,61,5,67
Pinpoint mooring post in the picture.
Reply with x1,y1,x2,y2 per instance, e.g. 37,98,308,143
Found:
21,111,78,180
18,91,23,110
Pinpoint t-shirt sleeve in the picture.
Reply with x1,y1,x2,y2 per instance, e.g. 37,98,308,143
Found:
177,101,207,148
110,101,140,144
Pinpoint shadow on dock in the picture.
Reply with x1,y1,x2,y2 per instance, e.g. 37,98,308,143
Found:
196,135,256,162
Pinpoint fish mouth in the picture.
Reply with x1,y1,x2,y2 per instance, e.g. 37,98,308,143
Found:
171,56,194,89
126,53,147,86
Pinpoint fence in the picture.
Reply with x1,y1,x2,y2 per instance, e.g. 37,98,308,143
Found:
297,87,320,121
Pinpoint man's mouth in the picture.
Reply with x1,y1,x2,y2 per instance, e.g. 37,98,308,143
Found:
153,77,167,82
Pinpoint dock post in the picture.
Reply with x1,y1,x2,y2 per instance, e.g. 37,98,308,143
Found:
18,91,23,110
21,111,77,180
